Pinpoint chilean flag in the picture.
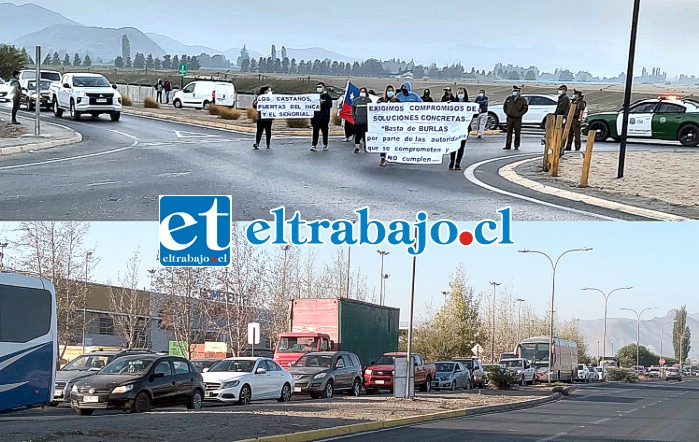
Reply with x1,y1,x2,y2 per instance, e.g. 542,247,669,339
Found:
339,81,360,124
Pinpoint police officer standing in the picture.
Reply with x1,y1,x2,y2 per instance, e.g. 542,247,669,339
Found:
554,84,570,121
503,85,528,150
565,89,587,151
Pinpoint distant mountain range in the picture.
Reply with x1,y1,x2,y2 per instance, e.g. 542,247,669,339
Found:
1,3,355,65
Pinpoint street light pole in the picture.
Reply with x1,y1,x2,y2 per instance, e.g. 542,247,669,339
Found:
377,251,390,305
620,306,657,368
404,229,418,399
489,281,500,363
519,247,592,382
581,286,632,365
382,274,389,305
617,0,642,179
0,242,8,272
82,251,93,354
515,298,525,343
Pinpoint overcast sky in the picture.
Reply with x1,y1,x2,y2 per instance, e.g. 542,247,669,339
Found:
1,221,695,325
6,0,699,77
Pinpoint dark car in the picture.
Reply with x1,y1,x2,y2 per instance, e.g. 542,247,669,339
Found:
70,354,205,415
53,349,155,404
287,351,363,399
21,79,52,110
191,358,223,372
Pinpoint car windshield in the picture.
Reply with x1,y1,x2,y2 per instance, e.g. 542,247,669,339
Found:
276,336,317,353
501,360,524,369
192,360,219,371
61,355,111,371
518,342,549,363
293,354,333,368
208,360,255,373
375,355,397,365
27,80,52,91
435,362,455,372
578,365,585,370
101,357,154,375
73,76,111,87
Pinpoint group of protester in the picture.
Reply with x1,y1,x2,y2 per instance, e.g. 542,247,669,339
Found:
249,80,587,170
153,78,173,104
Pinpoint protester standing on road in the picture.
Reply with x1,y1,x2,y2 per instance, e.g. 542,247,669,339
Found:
310,82,333,152
440,87,457,102
503,85,528,150
396,82,422,102
449,87,469,170
351,87,372,154
337,94,354,142
421,89,434,102
474,89,489,138
565,89,587,151
376,84,401,166
9,70,21,125
252,86,273,150
155,79,163,103
163,80,172,104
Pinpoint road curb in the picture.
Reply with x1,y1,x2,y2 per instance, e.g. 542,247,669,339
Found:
237,393,561,442
499,157,690,221
0,122,82,156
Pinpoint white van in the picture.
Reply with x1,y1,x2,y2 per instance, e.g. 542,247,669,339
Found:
172,80,236,110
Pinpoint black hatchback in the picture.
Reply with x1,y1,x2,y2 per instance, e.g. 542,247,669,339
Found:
70,354,205,415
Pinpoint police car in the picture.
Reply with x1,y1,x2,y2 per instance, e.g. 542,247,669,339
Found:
583,96,699,147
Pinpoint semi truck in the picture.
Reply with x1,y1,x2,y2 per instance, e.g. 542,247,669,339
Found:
273,298,399,369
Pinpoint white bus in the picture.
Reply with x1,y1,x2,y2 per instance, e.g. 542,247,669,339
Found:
0,273,57,413
516,335,578,383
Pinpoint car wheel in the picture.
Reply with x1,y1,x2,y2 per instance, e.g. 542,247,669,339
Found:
237,384,251,405
70,100,80,121
678,124,699,147
202,100,210,110
310,392,321,399
110,111,121,121
75,408,94,416
520,375,525,386
186,389,203,410
173,98,182,109
465,377,472,390
450,380,456,391
53,99,63,118
132,392,150,413
486,112,499,130
365,387,378,395
278,383,292,403
323,381,334,399
351,378,361,397
588,121,609,142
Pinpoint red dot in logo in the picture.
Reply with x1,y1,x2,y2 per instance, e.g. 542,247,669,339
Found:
212,257,217,262
459,231,474,246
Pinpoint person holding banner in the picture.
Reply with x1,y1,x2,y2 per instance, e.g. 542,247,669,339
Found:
351,87,372,154
440,87,458,103
503,85,528,150
310,82,333,152
396,81,422,103
376,84,401,166
421,89,434,102
448,87,470,170
252,86,273,150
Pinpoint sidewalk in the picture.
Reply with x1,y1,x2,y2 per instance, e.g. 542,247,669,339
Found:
0,112,82,155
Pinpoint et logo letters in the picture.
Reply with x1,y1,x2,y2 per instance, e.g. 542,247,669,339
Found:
159,195,232,267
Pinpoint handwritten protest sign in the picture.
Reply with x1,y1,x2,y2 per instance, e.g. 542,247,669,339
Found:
256,94,320,119
366,102,480,164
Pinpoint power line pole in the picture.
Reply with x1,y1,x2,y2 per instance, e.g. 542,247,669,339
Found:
489,281,500,363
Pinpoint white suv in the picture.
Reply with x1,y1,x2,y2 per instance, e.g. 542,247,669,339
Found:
51,73,122,121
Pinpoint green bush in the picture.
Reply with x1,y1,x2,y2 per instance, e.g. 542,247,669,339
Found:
485,366,515,389
144,96,159,109
286,118,310,128
606,368,639,382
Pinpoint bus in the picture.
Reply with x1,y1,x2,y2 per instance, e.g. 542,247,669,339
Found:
516,335,578,382
0,273,57,413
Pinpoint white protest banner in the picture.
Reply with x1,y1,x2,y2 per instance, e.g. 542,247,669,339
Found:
366,102,480,164
257,94,320,119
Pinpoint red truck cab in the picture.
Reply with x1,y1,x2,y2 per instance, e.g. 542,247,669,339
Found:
273,332,334,369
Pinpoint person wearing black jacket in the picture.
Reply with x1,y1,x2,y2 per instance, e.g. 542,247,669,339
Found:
421,89,434,102
503,85,528,150
310,82,333,152
449,87,469,170
440,87,458,103
252,86,273,149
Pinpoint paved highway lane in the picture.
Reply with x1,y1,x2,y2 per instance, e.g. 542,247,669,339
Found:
332,378,699,441
0,107,682,221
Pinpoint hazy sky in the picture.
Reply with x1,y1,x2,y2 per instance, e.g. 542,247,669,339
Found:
7,0,699,77
1,221,695,324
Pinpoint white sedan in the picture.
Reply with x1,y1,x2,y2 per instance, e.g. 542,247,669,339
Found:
486,94,559,130
202,357,294,405
0,78,14,102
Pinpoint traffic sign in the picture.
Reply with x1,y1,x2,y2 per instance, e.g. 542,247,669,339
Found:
471,344,484,356
659,358,665,365
248,322,260,345
178,63,188,77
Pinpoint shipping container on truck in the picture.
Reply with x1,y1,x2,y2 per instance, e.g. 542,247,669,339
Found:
273,298,399,369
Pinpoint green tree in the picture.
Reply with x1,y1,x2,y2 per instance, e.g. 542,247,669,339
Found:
188,56,200,70
73,53,82,67
240,58,250,72
673,306,692,364
171,55,179,70
133,52,145,69
20,47,33,65
121,34,131,61
525,70,536,81
114,56,124,68
0,44,27,78
125,56,132,68
42,54,51,66
63,53,71,66
83,54,92,67
51,51,61,66
146,53,154,69
154,58,161,70
617,343,658,367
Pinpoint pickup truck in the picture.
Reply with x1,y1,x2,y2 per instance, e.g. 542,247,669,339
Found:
51,72,122,121
363,352,436,394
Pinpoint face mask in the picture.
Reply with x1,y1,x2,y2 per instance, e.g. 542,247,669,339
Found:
479,93,485,97
457,94,465,100
267,90,273,95
401,88,408,94
387,91,395,98
360,92,367,98
558,90,565,96
512,91,518,96
317,87,323,93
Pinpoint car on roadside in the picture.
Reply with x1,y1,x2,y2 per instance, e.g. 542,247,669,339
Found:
452,357,486,388
70,354,205,415
364,352,436,394
431,361,471,390
486,94,559,130
172,80,236,110
576,364,593,382
663,367,682,381
499,358,537,385
17,69,61,84
20,79,52,111
201,357,293,405
632,365,646,376
52,349,155,404
191,358,223,373
0,77,13,101
593,366,608,381
583,96,699,147
646,366,661,378
51,72,123,121
288,351,363,399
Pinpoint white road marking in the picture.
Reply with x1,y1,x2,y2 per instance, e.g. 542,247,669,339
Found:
175,130,220,138
88,181,120,187
463,155,620,220
592,418,612,425
536,432,568,441
155,171,192,178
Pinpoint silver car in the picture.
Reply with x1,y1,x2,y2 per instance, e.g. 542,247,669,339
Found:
431,361,471,390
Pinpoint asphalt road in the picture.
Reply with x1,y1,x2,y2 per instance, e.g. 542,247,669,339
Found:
0,106,686,221
333,378,699,441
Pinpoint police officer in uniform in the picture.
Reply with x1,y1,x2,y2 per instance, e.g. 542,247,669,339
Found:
565,89,587,151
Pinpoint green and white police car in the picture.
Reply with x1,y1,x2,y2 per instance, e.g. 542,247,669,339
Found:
583,96,699,147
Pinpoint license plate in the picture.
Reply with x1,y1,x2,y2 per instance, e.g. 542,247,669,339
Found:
83,395,99,403
96,99,107,103
293,387,302,393
375,380,385,385
206,391,213,397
